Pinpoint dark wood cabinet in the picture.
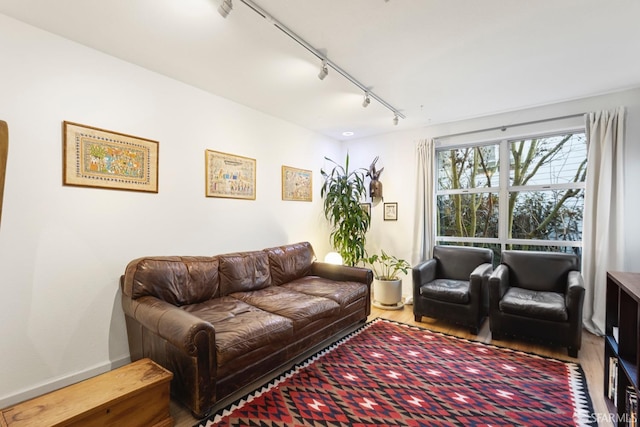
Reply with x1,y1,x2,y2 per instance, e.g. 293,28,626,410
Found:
605,271,640,426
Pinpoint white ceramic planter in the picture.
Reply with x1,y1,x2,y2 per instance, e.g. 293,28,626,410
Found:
373,278,403,309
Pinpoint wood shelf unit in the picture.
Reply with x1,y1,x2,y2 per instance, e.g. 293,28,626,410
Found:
605,271,640,426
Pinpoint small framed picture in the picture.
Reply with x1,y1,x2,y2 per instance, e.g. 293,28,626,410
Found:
360,203,371,217
383,202,398,221
282,165,312,201
205,149,256,200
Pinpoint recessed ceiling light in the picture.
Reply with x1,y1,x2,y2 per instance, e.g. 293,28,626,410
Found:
342,131,354,136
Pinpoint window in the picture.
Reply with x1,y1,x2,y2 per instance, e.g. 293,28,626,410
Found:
435,132,586,258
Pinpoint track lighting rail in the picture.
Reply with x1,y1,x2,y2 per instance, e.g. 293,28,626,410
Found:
236,0,406,120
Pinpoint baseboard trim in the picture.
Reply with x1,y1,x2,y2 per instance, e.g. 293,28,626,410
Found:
0,355,131,409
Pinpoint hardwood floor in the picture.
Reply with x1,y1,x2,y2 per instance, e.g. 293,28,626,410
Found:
171,304,611,426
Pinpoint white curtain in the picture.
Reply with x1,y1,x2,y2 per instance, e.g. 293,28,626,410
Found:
412,139,435,265
582,107,626,335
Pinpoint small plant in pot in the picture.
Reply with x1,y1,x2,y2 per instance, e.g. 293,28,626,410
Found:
363,250,411,309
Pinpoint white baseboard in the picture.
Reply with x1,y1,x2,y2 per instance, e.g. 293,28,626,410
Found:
0,355,131,409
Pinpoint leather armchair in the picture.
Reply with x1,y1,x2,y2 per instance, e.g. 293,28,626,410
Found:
488,250,585,357
413,245,493,334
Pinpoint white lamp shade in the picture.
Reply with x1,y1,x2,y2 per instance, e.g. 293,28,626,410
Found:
324,252,343,265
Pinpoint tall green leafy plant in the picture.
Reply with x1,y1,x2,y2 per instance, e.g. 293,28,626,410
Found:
320,154,370,266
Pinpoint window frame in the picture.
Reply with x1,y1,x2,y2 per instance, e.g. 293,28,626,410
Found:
434,127,586,253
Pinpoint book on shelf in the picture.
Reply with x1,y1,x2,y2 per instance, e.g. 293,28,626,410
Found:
626,386,637,427
609,356,618,405
613,326,619,343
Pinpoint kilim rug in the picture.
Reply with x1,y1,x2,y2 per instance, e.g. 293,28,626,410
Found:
196,318,596,426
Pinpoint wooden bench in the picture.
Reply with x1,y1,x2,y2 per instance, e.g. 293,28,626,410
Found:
0,358,173,427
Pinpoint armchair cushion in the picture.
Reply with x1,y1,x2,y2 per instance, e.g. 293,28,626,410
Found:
420,279,470,304
499,288,568,322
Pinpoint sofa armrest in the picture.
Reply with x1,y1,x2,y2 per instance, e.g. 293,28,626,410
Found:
122,294,216,358
310,262,373,285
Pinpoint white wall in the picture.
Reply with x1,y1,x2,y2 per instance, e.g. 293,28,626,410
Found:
0,14,341,406
346,87,640,298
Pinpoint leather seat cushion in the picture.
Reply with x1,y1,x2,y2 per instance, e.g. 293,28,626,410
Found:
420,279,470,304
281,276,368,308
499,287,568,322
182,296,293,367
231,287,340,331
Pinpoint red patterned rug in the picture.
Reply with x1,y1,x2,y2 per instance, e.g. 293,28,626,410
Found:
197,318,595,426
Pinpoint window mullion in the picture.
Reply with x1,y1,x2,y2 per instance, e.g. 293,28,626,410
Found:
498,139,509,252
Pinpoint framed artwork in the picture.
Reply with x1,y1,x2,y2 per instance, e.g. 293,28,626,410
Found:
205,149,256,199
383,202,398,221
360,202,371,217
63,121,159,193
282,165,312,201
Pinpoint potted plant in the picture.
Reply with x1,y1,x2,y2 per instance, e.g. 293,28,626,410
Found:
320,154,370,267
363,250,411,309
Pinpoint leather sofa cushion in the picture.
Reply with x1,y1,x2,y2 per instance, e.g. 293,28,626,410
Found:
124,256,220,306
183,296,293,367
420,279,470,304
281,276,368,308
219,250,271,296
499,287,568,322
231,287,340,331
264,242,315,286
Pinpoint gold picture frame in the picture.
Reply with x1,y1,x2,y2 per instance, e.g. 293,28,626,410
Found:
63,121,159,193
383,202,398,221
205,149,256,200
281,165,312,201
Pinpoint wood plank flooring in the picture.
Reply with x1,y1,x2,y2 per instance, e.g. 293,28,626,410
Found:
171,305,611,426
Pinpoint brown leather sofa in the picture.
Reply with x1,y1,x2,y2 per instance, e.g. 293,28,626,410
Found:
120,242,372,418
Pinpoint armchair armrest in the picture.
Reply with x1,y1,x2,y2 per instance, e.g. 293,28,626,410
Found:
470,263,493,281
412,258,437,286
488,264,510,311
565,270,585,315
310,262,373,285
123,295,216,357
412,259,437,303
470,262,493,294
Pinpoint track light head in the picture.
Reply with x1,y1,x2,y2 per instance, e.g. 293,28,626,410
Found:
362,92,371,108
218,0,233,18
393,114,399,126
318,60,328,80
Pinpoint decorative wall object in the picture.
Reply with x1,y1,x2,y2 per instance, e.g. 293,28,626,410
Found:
281,165,312,201
205,149,256,199
0,121,7,227
360,203,371,217
367,156,384,199
383,202,398,221
63,121,159,193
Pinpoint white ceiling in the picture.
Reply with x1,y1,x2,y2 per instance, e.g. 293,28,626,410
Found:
1,0,639,141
